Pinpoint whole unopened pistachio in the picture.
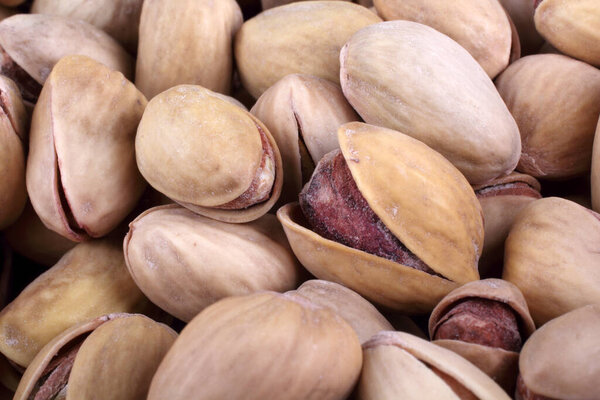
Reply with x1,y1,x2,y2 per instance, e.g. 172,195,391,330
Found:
147,292,362,400
14,313,176,400
136,85,283,223
235,1,381,98
251,74,359,205
340,21,521,184
279,122,483,313
26,55,147,241
496,54,600,180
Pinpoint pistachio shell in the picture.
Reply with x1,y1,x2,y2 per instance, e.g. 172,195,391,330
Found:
136,84,283,223
498,0,543,55
26,55,147,241
0,14,133,83
147,292,362,400
340,21,521,185
250,74,359,204
534,0,600,66
0,237,147,367
592,118,600,212
503,197,600,325
235,1,381,98
519,304,600,399
136,0,242,99
496,54,600,179
124,204,302,321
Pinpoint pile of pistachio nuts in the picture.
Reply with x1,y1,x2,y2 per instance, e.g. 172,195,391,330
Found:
0,0,599,399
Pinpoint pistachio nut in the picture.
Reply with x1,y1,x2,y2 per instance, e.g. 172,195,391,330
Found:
516,304,600,400
147,291,362,400
0,14,133,103
358,331,511,399
31,0,144,54
496,54,600,180
373,0,512,78
14,313,176,400
136,0,242,99
503,197,600,326
0,237,148,367
235,1,381,98
26,55,147,241
340,21,521,185
429,279,536,393
498,0,544,55
250,74,359,205
124,204,303,321
136,84,283,223
278,122,483,313
0,75,27,230
473,172,541,278
590,117,600,212
534,0,600,67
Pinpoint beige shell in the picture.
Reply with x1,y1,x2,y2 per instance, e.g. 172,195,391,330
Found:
235,1,381,98
373,0,512,78
592,118,600,212
519,304,600,399
0,237,147,367
0,14,133,83
31,0,144,54
250,74,359,205
147,292,363,400
278,122,482,313
496,54,600,180
14,313,177,400
498,0,543,55
124,204,303,321
358,331,511,400
26,55,147,241
535,0,600,66
340,21,521,185
136,84,283,223
503,197,600,326
136,0,242,99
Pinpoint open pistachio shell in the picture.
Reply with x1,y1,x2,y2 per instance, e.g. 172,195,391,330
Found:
340,21,521,185
0,237,147,367
136,0,242,99
14,313,177,400
518,304,600,399
136,84,283,223
235,1,381,98
147,292,362,400
26,55,147,241
250,74,359,205
503,197,600,326
278,122,482,312
124,204,302,321
358,331,511,399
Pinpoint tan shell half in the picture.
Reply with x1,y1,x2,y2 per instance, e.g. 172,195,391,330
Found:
357,331,511,400
496,54,600,180
373,0,512,78
14,313,177,400
503,197,600,326
429,279,535,392
234,1,381,98
278,122,482,313
535,0,600,67
147,292,363,400
136,0,242,99
0,237,147,367
519,304,600,399
250,74,359,205
340,20,521,185
124,204,303,321
0,14,133,83
592,117,600,212
26,55,147,241
136,84,283,223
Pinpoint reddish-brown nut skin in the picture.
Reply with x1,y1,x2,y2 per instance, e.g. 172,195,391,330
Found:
33,341,83,400
299,149,433,274
475,182,541,199
515,374,556,400
533,0,543,10
0,45,41,104
433,298,522,352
